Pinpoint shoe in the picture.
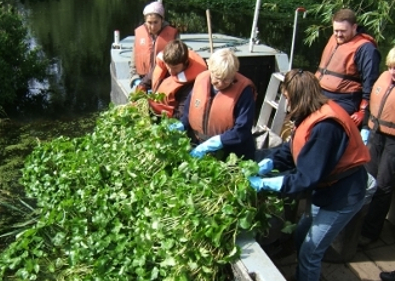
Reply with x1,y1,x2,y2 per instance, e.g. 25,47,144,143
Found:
358,235,374,247
380,270,395,281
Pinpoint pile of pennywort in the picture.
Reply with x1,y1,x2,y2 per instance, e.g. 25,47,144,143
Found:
0,100,282,280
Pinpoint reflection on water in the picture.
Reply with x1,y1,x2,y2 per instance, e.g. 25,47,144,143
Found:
22,0,146,119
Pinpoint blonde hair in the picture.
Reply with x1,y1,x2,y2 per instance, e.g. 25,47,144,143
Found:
386,46,395,67
207,48,239,80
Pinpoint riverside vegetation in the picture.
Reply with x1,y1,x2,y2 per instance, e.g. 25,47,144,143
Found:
0,93,289,280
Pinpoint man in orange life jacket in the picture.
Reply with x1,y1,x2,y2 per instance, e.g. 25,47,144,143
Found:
359,46,395,248
129,1,178,89
248,70,369,281
315,8,381,128
168,48,257,160
138,39,207,119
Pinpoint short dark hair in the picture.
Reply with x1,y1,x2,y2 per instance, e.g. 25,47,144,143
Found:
332,8,357,25
163,39,189,66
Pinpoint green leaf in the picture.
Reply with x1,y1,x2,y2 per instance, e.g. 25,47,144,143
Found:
160,257,176,267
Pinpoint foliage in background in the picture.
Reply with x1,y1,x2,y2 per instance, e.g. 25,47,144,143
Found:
0,3,48,108
165,0,316,17
165,0,394,53
305,0,395,45
0,98,286,280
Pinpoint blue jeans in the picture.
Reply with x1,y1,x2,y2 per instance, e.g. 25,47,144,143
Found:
294,200,364,281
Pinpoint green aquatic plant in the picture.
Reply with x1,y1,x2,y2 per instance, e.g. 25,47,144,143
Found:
0,99,285,280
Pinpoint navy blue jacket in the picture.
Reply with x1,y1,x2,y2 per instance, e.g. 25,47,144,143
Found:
181,85,256,160
267,119,367,210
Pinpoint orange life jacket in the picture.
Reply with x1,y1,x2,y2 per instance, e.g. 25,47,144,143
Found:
368,71,395,135
188,71,257,141
291,100,370,182
149,50,207,117
315,33,377,94
134,24,178,76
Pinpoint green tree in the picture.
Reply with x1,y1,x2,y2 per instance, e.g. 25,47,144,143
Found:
305,0,395,45
0,3,48,108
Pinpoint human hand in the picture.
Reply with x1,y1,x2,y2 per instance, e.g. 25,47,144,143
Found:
248,176,284,192
350,99,368,127
130,77,142,88
136,84,148,93
168,122,185,132
248,176,265,191
350,111,365,127
360,128,370,145
258,158,274,175
190,135,223,158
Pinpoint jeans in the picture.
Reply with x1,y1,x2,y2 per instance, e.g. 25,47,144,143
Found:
294,200,364,281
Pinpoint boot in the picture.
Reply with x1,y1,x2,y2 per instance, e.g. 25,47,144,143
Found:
380,271,395,281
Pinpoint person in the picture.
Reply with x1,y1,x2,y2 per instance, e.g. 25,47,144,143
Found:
359,46,395,246
248,69,370,281
141,39,207,119
315,8,381,128
380,270,395,281
169,48,257,160
130,1,178,89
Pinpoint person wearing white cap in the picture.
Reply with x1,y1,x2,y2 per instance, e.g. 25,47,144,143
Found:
130,1,178,91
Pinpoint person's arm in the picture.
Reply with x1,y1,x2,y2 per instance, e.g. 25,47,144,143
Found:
355,42,381,101
180,89,192,130
219,86,255,145
139,67,154,90
354,43,381,127
173,83,194,120
280,119,349,195
266,142,295,172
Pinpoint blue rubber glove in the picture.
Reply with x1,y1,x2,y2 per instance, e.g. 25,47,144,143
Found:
190,135,223,158
168,122,185,132
258,158,274,175
248,176,284,192
360,128,370,145
131,77,142,88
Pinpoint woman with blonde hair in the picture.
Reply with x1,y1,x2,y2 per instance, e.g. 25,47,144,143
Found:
249,69,370,281
169,48,257,160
